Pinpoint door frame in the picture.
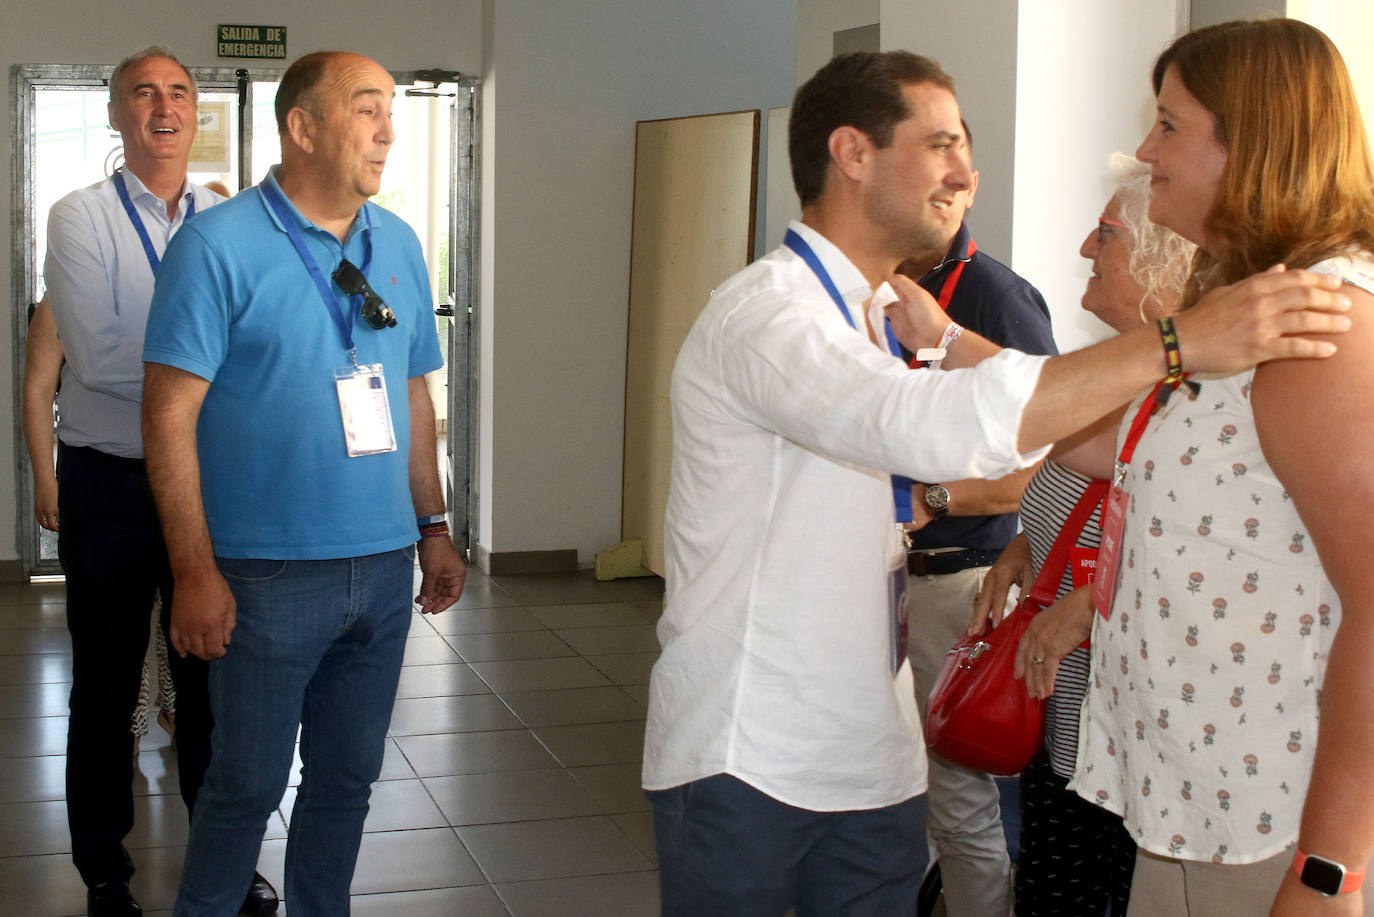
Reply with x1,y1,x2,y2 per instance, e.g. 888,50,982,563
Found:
10,63,480,576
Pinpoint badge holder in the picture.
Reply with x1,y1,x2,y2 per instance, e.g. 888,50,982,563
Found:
334,362,397,456
1091,378,1186,619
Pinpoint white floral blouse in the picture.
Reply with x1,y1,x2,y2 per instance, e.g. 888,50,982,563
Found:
1070,253,1374,864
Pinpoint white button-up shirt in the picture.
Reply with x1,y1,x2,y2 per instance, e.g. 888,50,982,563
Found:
44,170,221,457
643,221,1050,811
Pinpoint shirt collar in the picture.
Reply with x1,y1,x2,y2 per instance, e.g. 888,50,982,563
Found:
115,167,194,218
258,165,374,244
922,221,974,280
786,219,874,305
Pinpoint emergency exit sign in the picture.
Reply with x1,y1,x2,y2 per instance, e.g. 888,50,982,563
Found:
217,25,287,60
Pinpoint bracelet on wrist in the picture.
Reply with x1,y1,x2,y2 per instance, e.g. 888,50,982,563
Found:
938,321,964,351
1157,316,1183,382
418,521,450,539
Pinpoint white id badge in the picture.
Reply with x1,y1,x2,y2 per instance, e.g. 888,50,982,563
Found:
334,363,398,457
888,555,910,676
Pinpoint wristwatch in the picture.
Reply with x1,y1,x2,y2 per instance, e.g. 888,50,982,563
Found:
923,483,950,519
1293,849,1365,896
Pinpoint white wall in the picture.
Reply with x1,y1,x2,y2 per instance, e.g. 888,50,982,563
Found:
880,0,1020,264
476,0,797,565
880,1,1181,352
0,0,482,565
1012,2,1182,351
797,0,880,85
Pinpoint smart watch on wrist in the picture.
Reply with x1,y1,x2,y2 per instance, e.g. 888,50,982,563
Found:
1293,849,1365,896
923,483,950,519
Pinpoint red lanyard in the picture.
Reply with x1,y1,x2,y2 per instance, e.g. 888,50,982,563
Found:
935,238,977,311
1115,376,1188,478
907,240,977,369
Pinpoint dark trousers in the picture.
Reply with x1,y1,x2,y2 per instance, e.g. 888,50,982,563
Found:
1015,751,1135,916
648,774,925,917
58,443,212,887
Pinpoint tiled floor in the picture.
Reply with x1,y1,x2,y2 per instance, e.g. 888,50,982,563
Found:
0,567,666,916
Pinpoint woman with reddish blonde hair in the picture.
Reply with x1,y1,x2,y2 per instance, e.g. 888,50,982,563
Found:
1069,18,1374,917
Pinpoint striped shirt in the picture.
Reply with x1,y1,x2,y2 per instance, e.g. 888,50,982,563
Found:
1019,459,1102,777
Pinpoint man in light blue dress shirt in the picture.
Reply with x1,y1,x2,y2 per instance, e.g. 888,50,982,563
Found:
42,46,275,917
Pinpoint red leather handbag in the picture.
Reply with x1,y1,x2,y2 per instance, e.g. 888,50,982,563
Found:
924,478,1107,776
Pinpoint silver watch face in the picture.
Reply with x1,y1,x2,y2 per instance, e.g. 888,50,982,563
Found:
925,484,950,511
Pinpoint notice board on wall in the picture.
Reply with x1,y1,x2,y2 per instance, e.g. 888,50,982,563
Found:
621,109,759,576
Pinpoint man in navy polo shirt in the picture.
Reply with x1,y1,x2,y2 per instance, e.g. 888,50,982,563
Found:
898,122,1057,917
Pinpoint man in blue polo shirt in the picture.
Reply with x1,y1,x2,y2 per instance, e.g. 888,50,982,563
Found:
141,50,467,916
898,122,1056,916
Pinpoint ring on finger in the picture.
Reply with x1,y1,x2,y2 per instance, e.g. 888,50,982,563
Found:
1032,656,1045,665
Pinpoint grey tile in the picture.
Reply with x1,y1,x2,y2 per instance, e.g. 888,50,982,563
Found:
0,851,86,917
569,763,652,814
349,827,486,893
457,815,651,883
351,886,511,917
363,778,448,831
407,612,440,637
593,576,666,604
395,730,559,778
280,778,447,832
449,579,522,610
613,811,659,865
426,606,546,636
0,604,68,629
390,694,522,736
124,844,191,913
585,652,659,685
0,715,68,757
0,753,65,802
497,871,660,917
447,630,575,663
531,721,646,767
498,686,644,728
394,662,491,699
0,652,72,686
0,799,68,856
526,602,647,629
402,634,463,666
132,746,182,797
633,599,665,624
125,792,191,850
470,657,611,693
426,769,602,825
620,683,651,707
553,625,661,656
0,627,71,655
0,583,66,607
485,573,614,606
379,735,420,780
0,682,72,719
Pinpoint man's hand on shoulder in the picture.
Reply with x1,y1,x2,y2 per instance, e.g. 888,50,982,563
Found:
169,567,236,660
415,537,467,615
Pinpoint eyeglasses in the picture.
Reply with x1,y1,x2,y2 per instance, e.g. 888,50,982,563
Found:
1097,217,1128,244
332,259,397,330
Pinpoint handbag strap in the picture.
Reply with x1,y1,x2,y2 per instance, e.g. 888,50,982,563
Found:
1026,477,1109,608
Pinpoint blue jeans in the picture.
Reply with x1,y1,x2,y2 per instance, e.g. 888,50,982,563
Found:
173,547,414,917
648,774,926,916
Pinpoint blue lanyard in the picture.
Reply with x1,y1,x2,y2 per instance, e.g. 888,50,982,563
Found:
260,179,373,358
112,170,196,276
783,228,914,523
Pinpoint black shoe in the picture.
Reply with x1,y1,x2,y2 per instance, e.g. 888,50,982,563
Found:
87,881,142,917
239,871,279,916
